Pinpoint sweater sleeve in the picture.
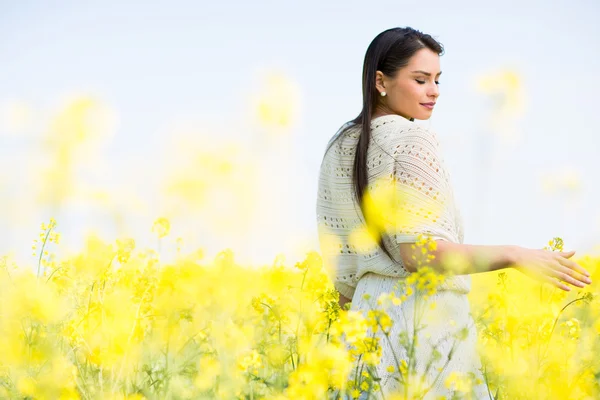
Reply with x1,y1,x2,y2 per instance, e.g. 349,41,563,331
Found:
387,125,462,245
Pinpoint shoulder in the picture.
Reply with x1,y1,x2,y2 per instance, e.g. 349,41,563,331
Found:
384,124,449,182
397,125,441,150
371,114,439,140
373,120,442,157
323,122,359,152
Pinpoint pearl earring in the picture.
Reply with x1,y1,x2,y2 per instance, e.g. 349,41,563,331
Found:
380,91,386,97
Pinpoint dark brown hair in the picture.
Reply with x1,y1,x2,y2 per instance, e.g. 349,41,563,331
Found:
324,27,444,262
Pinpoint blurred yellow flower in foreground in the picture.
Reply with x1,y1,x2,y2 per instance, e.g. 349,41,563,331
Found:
163,139,257,234
1,220,599,399
152,216,171,238
351,177,445,255
348,225,379,254
476,69,525,116
48,95,117,145
37,95,118,209
0,99,32,135
252,70,301,132
475,68,527,143
540,166,583,195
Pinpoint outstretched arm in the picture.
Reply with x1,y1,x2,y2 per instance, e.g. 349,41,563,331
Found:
398,241,516,274
398,241,592,291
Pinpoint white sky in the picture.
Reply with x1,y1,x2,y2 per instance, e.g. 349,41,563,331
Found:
1,0,599,269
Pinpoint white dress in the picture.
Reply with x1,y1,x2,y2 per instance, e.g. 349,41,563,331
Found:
316,114,490,399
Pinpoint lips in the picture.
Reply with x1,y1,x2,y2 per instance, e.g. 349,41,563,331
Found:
420,103,436,106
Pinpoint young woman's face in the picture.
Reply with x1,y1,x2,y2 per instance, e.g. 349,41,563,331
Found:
375,48,441,121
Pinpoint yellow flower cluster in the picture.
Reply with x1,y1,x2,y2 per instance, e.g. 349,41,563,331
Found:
444,371,483,394
151,217,171,239
1,222,599,399
405,266,446,299
469,243,600,399
32,218,61,278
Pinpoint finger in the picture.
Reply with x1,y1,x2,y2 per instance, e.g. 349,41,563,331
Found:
540,274,571,291
557,256,591,279
555,258,592,282
560,250,576,258
546,264,588,288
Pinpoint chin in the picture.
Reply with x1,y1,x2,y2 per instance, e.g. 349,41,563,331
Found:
416,111,433,120
413,115,432,121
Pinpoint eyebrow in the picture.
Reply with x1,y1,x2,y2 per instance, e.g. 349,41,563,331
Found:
411,70,442,77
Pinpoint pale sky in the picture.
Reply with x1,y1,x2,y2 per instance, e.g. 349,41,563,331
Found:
1,0,599,269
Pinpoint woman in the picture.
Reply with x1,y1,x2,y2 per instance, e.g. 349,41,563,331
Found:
315,27,592,398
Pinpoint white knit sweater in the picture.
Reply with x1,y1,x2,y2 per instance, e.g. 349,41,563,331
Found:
316,114,490,398
316,114,471,300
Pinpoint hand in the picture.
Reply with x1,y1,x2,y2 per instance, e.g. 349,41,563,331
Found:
510,247,592,291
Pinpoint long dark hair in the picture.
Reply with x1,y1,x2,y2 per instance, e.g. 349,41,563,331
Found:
324,27,444,263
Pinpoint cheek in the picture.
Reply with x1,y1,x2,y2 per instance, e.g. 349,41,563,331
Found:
397,82,422,103
409,82,427,98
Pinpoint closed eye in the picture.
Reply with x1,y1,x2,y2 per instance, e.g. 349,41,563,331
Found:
416,79,440,85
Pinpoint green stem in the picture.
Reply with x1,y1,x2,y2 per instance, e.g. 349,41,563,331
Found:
542,296,587,358
36,226,52,278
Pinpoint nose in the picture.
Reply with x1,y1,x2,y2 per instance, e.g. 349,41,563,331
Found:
428,84,439,99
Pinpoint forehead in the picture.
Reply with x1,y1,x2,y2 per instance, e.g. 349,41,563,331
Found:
404,48,441,73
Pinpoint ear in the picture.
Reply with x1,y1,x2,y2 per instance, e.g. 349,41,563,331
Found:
375,71,386,93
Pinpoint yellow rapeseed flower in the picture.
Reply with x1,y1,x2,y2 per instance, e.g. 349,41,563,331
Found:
152,217,171,238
